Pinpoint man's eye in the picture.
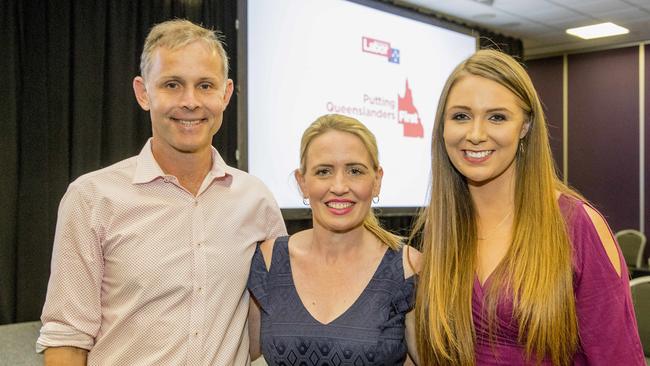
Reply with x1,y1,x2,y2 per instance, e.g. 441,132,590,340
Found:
198,83,213,90
165,82,180,89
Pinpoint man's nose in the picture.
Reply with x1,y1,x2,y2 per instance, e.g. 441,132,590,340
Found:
180,88,199,110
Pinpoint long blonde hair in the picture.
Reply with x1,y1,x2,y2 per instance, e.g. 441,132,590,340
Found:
413,49,580,365
298,114,402,250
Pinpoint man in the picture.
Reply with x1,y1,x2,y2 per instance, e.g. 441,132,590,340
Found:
37,19,286,365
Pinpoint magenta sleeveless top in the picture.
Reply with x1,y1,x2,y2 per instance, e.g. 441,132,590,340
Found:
473,195,645,365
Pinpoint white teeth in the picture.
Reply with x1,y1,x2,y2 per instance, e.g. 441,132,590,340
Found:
176,119,201,126
465,150,491,158
327,202,353,209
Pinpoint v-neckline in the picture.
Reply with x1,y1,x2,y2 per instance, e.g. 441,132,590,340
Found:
476,271,494,292
286,240,390,326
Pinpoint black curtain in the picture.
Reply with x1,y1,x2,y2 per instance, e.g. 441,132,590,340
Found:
1,0,237,324
1,0,523,325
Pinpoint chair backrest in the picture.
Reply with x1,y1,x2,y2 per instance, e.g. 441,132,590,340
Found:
630,276,650,357
0,321,43,366
616,229,647,268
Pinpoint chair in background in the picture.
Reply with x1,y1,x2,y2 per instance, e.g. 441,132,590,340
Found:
0,321,43,366
616,229,647,269
631,276,650,364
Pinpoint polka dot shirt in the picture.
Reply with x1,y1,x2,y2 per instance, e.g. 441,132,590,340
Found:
37,140,287,365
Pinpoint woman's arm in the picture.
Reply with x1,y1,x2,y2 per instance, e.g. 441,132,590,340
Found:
247,238,276,360
403,245,422,365
573,204,645,365
582,205,621,276
403,245,422,279
405,310,420,365
248,296,262,360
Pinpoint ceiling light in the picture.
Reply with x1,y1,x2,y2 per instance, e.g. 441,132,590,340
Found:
566,22,629,40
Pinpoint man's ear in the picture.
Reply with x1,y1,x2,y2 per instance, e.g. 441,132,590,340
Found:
222,79,234,107
133,76,150,111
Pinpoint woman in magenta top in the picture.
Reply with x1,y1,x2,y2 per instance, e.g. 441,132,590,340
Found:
413,49,645,365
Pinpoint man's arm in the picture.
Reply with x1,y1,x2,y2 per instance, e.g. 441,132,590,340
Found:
44,346,88,366
38,185,103,355
263,190,288,239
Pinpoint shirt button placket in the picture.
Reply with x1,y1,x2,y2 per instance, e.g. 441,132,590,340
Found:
187,198,206,364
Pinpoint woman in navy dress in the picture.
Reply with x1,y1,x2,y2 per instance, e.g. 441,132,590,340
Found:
247,114,421,365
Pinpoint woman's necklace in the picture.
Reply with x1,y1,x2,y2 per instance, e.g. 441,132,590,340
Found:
478,210,513,240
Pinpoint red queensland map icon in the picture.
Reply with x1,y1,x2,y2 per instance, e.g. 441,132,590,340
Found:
397,79,424,138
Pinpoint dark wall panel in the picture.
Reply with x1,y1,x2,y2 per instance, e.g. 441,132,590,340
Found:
568,47,639,232
526,56,564,177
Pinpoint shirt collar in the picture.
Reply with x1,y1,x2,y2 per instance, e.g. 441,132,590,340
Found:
133,138,230,184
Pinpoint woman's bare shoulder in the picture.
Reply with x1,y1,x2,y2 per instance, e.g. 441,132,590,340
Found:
403,245,423,279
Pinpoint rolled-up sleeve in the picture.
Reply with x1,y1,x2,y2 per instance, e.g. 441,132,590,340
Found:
37,184,104,353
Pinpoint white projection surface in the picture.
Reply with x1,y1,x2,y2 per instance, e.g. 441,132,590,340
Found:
246,0,476,209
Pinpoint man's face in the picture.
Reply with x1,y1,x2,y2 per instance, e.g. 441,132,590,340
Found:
133,41,233,160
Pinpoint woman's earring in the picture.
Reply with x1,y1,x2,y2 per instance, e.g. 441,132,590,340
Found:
519,140,525,155
303,197,310,206
372,196,380,204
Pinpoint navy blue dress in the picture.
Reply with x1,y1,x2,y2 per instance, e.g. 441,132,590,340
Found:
247,236,415,366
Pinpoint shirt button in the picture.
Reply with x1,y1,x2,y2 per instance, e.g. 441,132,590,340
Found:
194,331,199,337
194,200,199,206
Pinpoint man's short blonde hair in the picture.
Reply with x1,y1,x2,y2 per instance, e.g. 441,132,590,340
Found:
140,19,229,82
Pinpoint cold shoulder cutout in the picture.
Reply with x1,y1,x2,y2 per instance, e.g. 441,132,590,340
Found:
472,195,645,365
